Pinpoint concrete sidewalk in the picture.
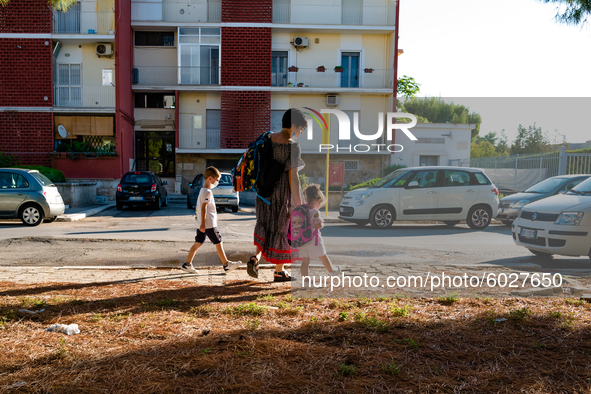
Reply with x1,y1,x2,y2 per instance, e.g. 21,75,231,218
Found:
56,203,116,222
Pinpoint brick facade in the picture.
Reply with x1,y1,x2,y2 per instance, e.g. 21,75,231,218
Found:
0,112,53,166
221,0,272,23
220,91,271,149
221,27,271,86
0,39,53,107
0,0,51,33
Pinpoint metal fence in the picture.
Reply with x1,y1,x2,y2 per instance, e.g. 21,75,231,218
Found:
449,147,591,193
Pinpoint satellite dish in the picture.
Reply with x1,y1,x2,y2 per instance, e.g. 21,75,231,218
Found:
58,125,67,138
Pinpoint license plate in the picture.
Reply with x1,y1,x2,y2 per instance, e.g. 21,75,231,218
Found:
520,228,536,239
129,197,144,201
216,198,228,203
499,208,504,213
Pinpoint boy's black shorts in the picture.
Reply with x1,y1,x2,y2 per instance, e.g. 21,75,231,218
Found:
195,227,222,245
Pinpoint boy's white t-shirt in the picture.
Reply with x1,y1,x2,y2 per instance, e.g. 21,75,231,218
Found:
195,187,217,228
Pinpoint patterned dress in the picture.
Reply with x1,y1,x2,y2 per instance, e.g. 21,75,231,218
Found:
254,141,304,264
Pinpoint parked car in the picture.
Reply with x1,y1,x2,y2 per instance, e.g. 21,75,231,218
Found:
0,168,65,226
512,177,591,260
497,175,590,226
116,171,168,210
339,166,499,229
187,172,239,212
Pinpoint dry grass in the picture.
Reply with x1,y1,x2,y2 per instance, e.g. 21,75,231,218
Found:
1,280,591,393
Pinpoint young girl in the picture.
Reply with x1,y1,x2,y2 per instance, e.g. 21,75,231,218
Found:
298,184,341,278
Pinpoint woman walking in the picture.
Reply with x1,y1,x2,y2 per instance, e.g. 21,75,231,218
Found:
247,108,306,282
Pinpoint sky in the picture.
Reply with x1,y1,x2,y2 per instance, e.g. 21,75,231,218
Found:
398,0,591,144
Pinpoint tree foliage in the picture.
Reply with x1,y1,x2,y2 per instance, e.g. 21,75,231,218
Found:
510,124,552,154
0,0,77,10
397,75,421,98
538,0,591,25
400,97,482,139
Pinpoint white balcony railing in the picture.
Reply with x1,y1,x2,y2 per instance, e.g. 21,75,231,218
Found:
275,68,394,89
53,85,115,108
132,66,221,86
53,10,115,34
131,0,221,22
273,3,395,26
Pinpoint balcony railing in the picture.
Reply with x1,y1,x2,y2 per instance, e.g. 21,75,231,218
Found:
131,0,221,23
53,10,115,34
53,86,115,108
275,68,393,89
272,3,395,26
132,66,220,86
179,129,220,149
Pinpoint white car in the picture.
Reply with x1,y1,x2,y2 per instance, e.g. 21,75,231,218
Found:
512,177,591,260
339,166,499,229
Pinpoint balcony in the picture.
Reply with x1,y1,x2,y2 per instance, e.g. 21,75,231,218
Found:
53,9,115,34
272,2,395,26
132,66,220,87
179,129,221,150
53,86,115,108
274,68,393,90
131,0,221,23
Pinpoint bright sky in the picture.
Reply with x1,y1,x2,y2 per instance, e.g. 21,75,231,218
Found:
398,0,591,144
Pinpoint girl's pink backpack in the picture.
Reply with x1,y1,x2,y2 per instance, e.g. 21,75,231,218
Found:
289,204,319,248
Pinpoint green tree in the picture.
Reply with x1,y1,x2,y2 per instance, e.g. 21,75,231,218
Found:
0,0,77,10
538,0,591,25
401,96,482,139
471,140,498,158
510,124,551,154
397,75,420,98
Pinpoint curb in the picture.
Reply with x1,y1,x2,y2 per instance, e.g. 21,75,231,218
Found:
49,264,293,270
56,203,116,222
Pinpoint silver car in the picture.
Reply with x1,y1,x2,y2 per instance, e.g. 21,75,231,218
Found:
497,175,590,226
0,168,65,226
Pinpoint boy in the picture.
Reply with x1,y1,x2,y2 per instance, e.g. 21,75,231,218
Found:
181,166,241,274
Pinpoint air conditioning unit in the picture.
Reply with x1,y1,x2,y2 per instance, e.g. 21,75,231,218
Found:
95,43,113,57
326,94,340,106
293,37,308,47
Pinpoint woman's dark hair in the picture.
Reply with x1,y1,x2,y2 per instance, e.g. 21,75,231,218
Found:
282,108,307,129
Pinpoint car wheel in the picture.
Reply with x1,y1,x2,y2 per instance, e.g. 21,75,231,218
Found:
20,204,44,226
502,220,513,227
153,196,161,210
232,206,238,213
467,206,492,230
187,196,193,210
528,249,553,259
370,205,395,228
43,217,58,223
443,221,460,227
116,201,123,210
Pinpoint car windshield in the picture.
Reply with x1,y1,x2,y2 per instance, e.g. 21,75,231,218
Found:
371,169,410,188
122,173,152,184
30,172,55,187
524,177,567,194
219,174,232,186
569,177,591,194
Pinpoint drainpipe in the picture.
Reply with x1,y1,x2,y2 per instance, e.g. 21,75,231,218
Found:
391,0,401,165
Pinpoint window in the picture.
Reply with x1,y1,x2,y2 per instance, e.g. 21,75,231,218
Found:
419,155,438,166
443,171,470,187
271,51,288,87
135,31,175,46
474,173,490,185
179,28,220,85
408,170,439,188
0,173,29,189
561,178,585,192
340,52,360,88
344,160,358,171
416,138,445,144
55,64,81,107
135,93,176,108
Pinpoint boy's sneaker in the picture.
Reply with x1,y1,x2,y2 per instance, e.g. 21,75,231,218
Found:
329,266,342,276
223,260,241,273
181,263,199,274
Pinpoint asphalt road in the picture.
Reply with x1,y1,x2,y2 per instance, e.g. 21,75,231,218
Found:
1,201,591,280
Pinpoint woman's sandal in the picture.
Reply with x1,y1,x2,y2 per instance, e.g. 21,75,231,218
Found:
274,271,295,282
246,255,259,278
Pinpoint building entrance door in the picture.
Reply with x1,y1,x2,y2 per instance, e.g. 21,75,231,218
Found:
135,131,175,176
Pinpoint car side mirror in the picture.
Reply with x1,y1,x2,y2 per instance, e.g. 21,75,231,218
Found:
558,190,566,194
163,181,167,185
407,181,419,188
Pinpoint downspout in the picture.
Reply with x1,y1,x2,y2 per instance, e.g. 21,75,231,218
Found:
391,0,400,165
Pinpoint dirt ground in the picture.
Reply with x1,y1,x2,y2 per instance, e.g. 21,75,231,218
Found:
1,279,591,393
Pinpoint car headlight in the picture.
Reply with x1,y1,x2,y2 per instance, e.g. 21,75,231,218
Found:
355,191,373,201
510,200,530,209
555,211,584,226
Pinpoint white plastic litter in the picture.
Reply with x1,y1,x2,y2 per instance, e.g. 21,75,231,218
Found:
46,323,80,335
